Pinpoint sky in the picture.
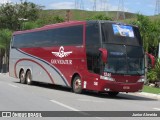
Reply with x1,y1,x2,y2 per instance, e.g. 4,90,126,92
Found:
0,0,157,16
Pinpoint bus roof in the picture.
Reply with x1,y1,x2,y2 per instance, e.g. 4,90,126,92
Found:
13,20,137,35
13,21,85,35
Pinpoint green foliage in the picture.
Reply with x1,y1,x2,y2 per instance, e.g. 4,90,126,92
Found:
17,0,42,21
143,85,160,94
87,14,113,21
0,29,12,49
129,14,160,57
36,16,65,27
21,16,64,30
147,59,160,83
22,22,39,30
0,1,42,30
0,3,19,30
0,29,12,64
147,70,157,83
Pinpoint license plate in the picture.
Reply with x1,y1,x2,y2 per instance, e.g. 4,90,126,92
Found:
123,86,130,89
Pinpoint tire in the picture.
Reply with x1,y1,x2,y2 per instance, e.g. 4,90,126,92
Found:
72,76,82,94
26,71,33,85
20,70,26,84
107,92,119,97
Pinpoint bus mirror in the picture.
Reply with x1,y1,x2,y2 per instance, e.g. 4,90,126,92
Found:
99,48,108,63
146,53,155,68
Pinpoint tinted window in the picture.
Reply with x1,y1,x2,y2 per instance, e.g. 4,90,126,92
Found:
86,23,101,74
13,25,83,48
103,44,144,75
86,23,100,45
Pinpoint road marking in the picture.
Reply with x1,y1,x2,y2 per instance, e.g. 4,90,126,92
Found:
153,108,160,111
50,99,104,120
50,99,80,111
8,84,19,88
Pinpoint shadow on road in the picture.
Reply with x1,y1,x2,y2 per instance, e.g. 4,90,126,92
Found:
82,91,158,101
14,81,158,101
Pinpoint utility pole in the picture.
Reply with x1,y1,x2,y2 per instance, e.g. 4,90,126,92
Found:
117,0,125,20
75,0,84,10
80,0,84,10
93,0,97,11
100,0,109,15
155,0,160,15
66,10,71,22
75,0,79,9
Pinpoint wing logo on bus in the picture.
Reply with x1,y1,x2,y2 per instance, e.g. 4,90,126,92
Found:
52,46,72,58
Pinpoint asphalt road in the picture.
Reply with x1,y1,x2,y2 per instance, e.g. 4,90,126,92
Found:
0,73,160,120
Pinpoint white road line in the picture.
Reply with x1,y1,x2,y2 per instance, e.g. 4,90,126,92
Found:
50,99,80,111
153,108,160,111
50,99,104,120
8,84,19,88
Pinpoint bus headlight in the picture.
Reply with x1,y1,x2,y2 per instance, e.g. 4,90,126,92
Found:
100,76,115,81
137,76,145,82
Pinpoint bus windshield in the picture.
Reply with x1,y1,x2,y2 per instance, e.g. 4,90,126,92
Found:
101,22,144,75
103,44,145,75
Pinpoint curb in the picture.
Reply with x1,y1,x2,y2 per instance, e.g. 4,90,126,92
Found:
137,92,160,100
0,73,9,76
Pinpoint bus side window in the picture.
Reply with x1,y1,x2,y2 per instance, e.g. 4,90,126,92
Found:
86,23,101,74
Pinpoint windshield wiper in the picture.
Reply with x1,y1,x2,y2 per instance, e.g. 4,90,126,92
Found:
136,71,141,75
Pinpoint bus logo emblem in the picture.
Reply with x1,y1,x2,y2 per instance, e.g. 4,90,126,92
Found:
52,46,72,58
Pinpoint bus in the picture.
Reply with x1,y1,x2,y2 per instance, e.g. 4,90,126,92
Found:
9,20,153,96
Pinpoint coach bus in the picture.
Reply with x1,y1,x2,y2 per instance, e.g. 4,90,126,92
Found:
9,20,154,96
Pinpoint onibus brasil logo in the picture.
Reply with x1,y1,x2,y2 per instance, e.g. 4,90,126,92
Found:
52,46,72,58
51,46,73,65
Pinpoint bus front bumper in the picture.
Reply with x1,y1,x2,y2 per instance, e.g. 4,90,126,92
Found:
99,81,144,92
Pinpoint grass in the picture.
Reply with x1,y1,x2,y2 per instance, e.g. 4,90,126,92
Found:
40,9,137,21
40,9,160,22
142,85,160,94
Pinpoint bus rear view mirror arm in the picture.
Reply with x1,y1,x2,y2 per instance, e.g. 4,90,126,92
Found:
146,52,155,68
99,48,108,63
11,46,16,49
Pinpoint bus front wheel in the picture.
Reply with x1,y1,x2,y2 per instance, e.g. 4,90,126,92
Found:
20,70,26,84
72,76,82,94
26,71,33,85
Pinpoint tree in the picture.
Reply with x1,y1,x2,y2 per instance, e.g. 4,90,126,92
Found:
0,29,12,51
0,3,19,30
0,1,42,30
17,0,42,21
129,14,160,57
0,29,12,72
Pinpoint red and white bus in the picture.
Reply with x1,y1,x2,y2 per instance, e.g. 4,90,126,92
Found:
9,20,150,96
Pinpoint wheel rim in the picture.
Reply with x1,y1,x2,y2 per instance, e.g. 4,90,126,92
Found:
74,79,81,90
27,76,31,83
20,72,25,81
27,72,31,84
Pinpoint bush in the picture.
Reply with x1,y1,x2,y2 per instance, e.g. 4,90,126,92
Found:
147,69,157,83
147,58,160,83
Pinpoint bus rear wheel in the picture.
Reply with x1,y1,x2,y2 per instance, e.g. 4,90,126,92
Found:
26,71,33,85
72,76,82,94
107,92,119,97
20,70,26,84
